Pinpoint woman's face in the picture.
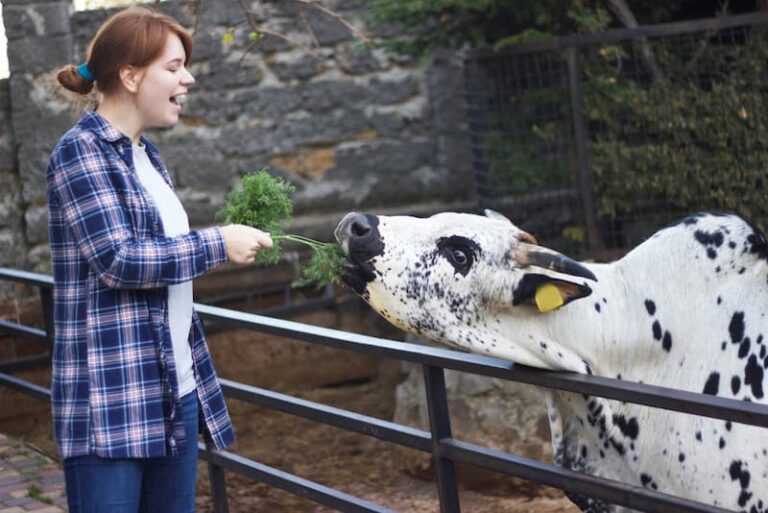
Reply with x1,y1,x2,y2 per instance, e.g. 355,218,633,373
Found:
135,33,194,129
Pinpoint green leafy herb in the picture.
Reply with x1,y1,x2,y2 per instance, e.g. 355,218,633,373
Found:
217,169,345,288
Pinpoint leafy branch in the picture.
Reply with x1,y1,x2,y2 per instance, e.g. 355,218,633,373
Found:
217,169,345,288
228,0,372,61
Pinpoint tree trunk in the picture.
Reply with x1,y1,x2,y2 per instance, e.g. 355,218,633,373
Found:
603,0,662,82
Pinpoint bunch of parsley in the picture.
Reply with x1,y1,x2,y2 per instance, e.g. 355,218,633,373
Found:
217,169,346,288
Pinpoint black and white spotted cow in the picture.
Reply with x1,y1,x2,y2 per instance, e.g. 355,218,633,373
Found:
334,210,768,513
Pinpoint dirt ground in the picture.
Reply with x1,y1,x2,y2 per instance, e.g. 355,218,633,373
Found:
193,364,579,513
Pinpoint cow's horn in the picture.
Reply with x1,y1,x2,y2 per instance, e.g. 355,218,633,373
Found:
513,243,597,281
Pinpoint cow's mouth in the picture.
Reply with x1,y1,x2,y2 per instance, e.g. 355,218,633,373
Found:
334,213,385,295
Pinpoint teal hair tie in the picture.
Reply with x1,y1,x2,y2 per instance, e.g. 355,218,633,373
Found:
77,63,95,82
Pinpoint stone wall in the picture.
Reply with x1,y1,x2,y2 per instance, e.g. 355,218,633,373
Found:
0,78,23,277
0,0,549,467
1,0,475,274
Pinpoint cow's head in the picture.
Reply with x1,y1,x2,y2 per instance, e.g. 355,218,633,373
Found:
335,211,597,349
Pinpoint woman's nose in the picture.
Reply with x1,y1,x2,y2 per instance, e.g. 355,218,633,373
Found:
182,68,195,85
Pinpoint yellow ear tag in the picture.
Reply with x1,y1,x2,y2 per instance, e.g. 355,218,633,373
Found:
535,283,564,313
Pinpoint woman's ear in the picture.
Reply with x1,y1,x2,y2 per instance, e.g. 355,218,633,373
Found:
119,65,143,94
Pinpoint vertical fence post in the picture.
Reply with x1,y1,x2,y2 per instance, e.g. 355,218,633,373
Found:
566,46,603,251
205,443,230,513
463,54,492,213
423,365,461,513
39,287,54,352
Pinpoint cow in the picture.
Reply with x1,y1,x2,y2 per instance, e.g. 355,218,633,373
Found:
334,210,768,513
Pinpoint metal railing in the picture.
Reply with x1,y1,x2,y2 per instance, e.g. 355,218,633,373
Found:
1,267,766,512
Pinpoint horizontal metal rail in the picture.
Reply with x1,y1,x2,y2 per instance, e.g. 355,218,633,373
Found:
0,268,53,287
197,444,397,513
470,11,768,58
220,379,432,452
0,371,51,402
441,440,732,513
197,303,768,429
0,320,48,342
0,353,50,373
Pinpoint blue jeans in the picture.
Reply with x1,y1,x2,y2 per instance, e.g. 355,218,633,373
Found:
63,391,199,513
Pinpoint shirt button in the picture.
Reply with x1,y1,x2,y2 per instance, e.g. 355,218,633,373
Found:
169,437,176,447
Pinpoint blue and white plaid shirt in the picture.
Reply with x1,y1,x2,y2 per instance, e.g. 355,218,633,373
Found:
47,111,235,459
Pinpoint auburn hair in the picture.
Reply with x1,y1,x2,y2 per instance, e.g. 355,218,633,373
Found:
57,6,192,96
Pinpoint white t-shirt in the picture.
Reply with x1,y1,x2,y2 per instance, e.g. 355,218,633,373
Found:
132,142,196,398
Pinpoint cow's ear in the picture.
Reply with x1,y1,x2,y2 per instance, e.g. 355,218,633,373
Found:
512,273,592,313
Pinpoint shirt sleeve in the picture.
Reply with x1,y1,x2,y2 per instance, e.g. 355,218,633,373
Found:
48,134,229,289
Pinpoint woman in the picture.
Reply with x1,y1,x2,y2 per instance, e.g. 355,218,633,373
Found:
46,7,270,512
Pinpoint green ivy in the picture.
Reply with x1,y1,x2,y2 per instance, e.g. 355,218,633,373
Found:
585,34,768,225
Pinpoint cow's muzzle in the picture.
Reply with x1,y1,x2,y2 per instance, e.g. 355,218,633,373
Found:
334,213,385,294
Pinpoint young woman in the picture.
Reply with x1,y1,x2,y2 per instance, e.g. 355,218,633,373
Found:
47,7,270,512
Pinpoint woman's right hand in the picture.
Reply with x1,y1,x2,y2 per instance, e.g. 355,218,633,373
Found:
221,224,274,264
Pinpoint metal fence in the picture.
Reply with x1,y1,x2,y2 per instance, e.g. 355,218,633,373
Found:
464,12,768,259
1,267,767,512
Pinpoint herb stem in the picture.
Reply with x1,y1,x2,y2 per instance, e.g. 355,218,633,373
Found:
273,234,332,250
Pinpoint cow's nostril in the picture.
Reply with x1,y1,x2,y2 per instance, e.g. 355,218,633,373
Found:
351,219,371,238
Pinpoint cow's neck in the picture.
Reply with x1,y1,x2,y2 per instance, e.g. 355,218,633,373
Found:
492,262,648,378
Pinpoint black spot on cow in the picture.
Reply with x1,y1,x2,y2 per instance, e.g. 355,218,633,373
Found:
653,321,662,341
732,376,742,395
645,300,656,316
739,338,752,359
720,437,726,449
703,372,720,396
594,302,601,313
640,473,659,490
612,414,640,440
717,296,723,305
745,354,765,399
695,230,725,248
679,452,686,463
695,431,702,442
662,331,672,352
695,229,725,260
729,460,752,507
747,226,768,259
730,312,745,344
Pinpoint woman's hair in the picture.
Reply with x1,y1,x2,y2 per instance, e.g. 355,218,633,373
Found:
56,6,193,96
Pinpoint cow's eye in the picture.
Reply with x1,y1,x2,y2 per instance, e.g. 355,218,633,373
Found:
437,236,478,276
449,248,469,266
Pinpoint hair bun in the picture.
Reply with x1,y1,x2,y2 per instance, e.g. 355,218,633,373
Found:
56,64,95,96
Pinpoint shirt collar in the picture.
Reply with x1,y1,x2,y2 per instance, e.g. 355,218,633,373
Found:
76,110,162,160
76,110,129,144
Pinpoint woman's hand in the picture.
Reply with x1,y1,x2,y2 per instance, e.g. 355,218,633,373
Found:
221,224,273,264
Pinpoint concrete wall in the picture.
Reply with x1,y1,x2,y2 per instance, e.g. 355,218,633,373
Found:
0,0,475,275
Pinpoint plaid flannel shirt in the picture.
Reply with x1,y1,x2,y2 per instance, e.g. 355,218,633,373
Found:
46,111,235,459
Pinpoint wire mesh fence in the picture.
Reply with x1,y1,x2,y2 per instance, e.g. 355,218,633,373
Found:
464,13,768,259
